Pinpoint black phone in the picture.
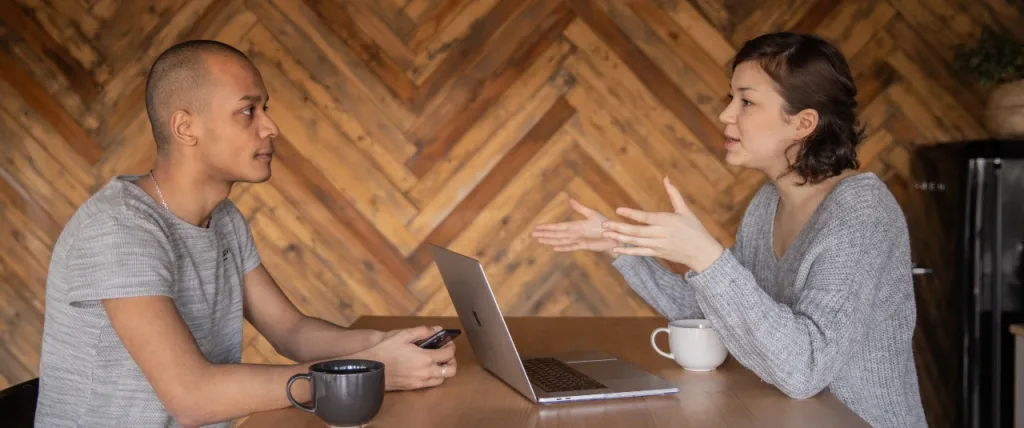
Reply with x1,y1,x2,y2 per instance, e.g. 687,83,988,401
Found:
415,328,461,349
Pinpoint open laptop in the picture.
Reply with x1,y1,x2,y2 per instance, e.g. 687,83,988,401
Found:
428,245,680,404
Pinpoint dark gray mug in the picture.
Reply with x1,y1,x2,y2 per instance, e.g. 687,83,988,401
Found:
286,359,385,427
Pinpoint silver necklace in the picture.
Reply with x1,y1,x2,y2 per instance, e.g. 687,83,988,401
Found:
149,170,169,210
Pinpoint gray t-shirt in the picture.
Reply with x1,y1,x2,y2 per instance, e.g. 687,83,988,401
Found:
34,175,261,427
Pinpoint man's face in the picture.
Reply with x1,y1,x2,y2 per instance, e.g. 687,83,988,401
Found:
194,54,279,184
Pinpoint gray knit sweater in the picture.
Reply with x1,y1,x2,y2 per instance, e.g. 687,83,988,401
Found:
613,172,927,428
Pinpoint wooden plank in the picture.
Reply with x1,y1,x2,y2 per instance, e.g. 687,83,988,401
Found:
263,135,416,287
406,0,502,84
594,0,727,135
561,26,733,187
628,0,731,96
243,25,418,191
408,0,527,106
885,81,957,144
87,0,217,123
13,0,103,77
252,49,421,254
815,0,897,58
885,49,987,140
885,0,979,63
404,70,573,247
568,0,724,161
565,82,720,216
884,16,986,122
405,128,577,301
0,48,102,164
848,31,898,116
248,2,416,161
406,97,577,269
789,0,841,34
403,0,467,49
405,0,573,177
0,77,94,188
729,0,819,47
0,0,99,105
407,38,573,206
247,180,420,316
261,0,417,130
356,0,417,42
305,0,418,105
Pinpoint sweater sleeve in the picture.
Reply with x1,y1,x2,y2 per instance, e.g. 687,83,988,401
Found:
611,255,704,320
685,218,897,399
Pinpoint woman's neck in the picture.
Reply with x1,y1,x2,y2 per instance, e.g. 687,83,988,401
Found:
773,169,858,213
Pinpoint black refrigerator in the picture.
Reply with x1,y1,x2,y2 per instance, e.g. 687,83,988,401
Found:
909,139,1024,428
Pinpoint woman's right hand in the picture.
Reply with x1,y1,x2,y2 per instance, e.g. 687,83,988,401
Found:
353,326,456,391
531,199,618,257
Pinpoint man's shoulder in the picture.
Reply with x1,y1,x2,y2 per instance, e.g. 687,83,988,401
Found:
57,176,171,251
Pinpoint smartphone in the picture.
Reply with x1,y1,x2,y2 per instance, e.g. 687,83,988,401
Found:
415,328,461,349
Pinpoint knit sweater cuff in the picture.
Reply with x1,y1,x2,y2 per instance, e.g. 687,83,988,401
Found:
684,249,745,297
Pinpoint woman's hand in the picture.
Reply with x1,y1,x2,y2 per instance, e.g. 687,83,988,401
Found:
352,326,457,391
601,177,724,272
532,199,618,257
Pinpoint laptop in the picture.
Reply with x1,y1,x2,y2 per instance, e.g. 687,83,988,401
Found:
428,245,680,404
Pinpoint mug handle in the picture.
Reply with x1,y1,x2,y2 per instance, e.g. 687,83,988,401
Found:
650,328,674,359
286,373,315,413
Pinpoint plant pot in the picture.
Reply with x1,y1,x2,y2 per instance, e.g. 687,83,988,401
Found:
983,79,1024,139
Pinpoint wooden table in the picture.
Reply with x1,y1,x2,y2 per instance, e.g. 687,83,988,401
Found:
240,316,868,428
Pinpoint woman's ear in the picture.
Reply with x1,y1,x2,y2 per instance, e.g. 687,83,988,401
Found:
792,108,819,141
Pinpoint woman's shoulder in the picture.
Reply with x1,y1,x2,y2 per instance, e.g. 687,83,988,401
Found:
819,172,908,235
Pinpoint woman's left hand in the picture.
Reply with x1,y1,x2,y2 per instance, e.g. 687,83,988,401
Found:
601,177,725,273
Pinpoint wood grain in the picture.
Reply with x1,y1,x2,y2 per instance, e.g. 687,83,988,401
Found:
2,2,1021,426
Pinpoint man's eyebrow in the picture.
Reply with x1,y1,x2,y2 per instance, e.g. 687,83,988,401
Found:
238,94,267,103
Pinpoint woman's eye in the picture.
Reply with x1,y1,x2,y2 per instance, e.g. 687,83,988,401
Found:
742,99,753,106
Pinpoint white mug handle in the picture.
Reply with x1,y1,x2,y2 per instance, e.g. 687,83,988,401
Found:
650,328,673,359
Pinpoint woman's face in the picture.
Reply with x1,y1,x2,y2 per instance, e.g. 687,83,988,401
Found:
718,61,815,177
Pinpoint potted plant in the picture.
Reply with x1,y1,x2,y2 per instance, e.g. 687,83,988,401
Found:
953,26,1024,138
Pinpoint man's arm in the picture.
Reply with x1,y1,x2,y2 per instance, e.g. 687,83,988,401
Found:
103,295,314,427
241,264,384,362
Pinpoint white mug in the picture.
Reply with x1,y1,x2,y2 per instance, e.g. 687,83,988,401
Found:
650,319,728,371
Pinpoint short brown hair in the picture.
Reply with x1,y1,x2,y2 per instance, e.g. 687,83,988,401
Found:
733,32,865,184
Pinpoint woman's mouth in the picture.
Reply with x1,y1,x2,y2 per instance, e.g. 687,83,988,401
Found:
724,137,740,148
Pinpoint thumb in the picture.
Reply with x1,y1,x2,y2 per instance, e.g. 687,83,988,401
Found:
394,326,436,343
569,198,597,218
664,177,689,214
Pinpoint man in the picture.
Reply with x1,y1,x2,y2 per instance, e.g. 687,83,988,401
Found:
34,39,457,427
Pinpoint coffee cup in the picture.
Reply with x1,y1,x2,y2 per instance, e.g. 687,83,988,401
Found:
286,359,385,427
650,319,728,371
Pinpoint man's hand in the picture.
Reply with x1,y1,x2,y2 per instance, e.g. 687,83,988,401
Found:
352,326,458,391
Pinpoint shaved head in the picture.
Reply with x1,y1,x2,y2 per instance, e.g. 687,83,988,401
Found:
144,40,252,153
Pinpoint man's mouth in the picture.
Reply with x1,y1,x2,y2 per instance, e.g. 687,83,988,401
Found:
255,151,273,161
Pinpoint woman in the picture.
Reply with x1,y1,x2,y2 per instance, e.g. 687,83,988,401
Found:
532,32,926,428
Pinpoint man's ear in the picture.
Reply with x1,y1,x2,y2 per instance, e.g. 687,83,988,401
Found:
169,110,198,147
791,108,819,141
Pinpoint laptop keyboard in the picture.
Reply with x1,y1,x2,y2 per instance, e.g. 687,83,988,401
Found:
521,357,608,392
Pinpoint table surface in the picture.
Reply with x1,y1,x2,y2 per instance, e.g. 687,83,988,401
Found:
239,316,868,428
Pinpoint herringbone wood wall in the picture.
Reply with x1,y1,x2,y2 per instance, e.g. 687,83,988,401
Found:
2,0,1022,426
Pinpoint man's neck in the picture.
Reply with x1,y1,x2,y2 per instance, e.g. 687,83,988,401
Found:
145,160,233,228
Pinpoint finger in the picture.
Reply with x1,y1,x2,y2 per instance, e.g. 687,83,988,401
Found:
664,177,690,215
612,245,658,257
532,230,577,239
439,362,457,378
533,222,569,231
601,221,660,237
602,231,659,248
397,326,437,342
615,207,662,225
536,237,580,247
425,343,457,364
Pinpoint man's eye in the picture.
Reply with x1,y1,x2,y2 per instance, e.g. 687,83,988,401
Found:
243,106,253,116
